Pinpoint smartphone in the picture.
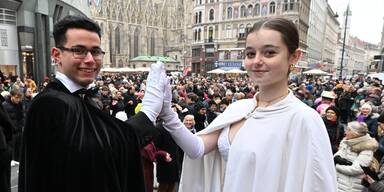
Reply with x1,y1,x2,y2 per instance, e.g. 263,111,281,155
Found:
360,165,379,181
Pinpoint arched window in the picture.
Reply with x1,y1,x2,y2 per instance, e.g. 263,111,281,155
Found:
198,11,202,23
150,32,155,56
115,26,120,54
133,28,139,57
239,24,245,39
227,7,232,19
269,2,276,14
208,27,213,42
255,4,260,16
240,5,246,17
100,23,104,36
209,9,214,21
118,59,123,68
247,5,253,16
195,12,198,23
118,12,123,21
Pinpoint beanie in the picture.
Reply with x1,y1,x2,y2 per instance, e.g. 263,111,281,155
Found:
326,106,341,118
348,121,368,135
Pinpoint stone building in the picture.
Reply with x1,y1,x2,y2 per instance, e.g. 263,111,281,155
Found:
88,0,192,71
189,0,311,74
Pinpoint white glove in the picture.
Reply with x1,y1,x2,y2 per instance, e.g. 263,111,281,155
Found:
140,61,166,122
160,79,204,159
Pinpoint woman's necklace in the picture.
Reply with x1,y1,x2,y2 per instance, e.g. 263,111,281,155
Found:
256,91,289,108
245,90,290,119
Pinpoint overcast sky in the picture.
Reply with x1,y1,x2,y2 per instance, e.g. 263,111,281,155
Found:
328,0,384,45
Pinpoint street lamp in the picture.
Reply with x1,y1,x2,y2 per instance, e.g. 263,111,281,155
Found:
339,4,351,79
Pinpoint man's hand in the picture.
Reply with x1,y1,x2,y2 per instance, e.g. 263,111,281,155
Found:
140,61,166,122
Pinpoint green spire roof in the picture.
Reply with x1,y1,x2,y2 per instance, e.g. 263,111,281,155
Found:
130,55,178,62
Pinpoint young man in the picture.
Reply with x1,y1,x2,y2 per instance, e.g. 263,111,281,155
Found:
19,15,167,192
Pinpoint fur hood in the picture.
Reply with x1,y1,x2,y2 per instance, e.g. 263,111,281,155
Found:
344,134,379,153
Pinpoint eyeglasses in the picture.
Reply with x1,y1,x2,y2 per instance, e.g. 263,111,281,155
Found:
57,46,105,60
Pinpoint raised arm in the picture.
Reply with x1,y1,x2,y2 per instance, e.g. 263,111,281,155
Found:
159,79,220,159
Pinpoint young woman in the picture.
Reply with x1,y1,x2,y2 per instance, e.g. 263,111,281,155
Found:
159,18,337,192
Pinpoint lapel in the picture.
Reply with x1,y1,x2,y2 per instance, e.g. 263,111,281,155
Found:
44,79,72,95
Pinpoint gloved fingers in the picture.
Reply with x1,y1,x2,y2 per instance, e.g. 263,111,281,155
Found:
147,61,165,85
164,78,172,104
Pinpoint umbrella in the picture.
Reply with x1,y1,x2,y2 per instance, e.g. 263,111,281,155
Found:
225,68,247,74
367,73,384,81
302,69,329,76
100,68,120,72
132,67,150,72
207,68,226,74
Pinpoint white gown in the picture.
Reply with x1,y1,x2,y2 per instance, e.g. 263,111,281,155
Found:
179,91,337,192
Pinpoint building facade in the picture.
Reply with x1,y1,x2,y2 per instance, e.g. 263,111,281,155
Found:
0,0,90,84
321,4,339,75
190,0,311,74
306,0,327,68
88,0,191,71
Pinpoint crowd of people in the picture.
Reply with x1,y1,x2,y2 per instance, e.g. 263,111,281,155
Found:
1,15,384,192
3,67,384,191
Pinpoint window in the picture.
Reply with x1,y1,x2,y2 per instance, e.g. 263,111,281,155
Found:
0,29,7,47
255,4,260,16
209,9,214,21
240,5,246,17
133,28,139,57
198,12,202,23
247,5,253,16
227,7,232,19
150,32,155,56
208,27,213,42
195,12,198,23
226,24,232,38
224,50,230,59
284,0,288,11
290,0,295,10
239,24,245,39
198,28,201,41
192,48,200,57
115,26,120,54
269,2,276,14
246,23,252,34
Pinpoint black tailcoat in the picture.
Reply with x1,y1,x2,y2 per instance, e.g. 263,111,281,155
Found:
19,79,155,192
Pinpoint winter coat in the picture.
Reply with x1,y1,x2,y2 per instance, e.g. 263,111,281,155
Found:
338,91,354,111
2,99,23,132
334,134,379,192
323,117,344,154
365,115,379,138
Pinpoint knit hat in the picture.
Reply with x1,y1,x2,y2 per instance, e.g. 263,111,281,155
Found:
348,121,368,135
194,101,206,111
326,106,340,118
